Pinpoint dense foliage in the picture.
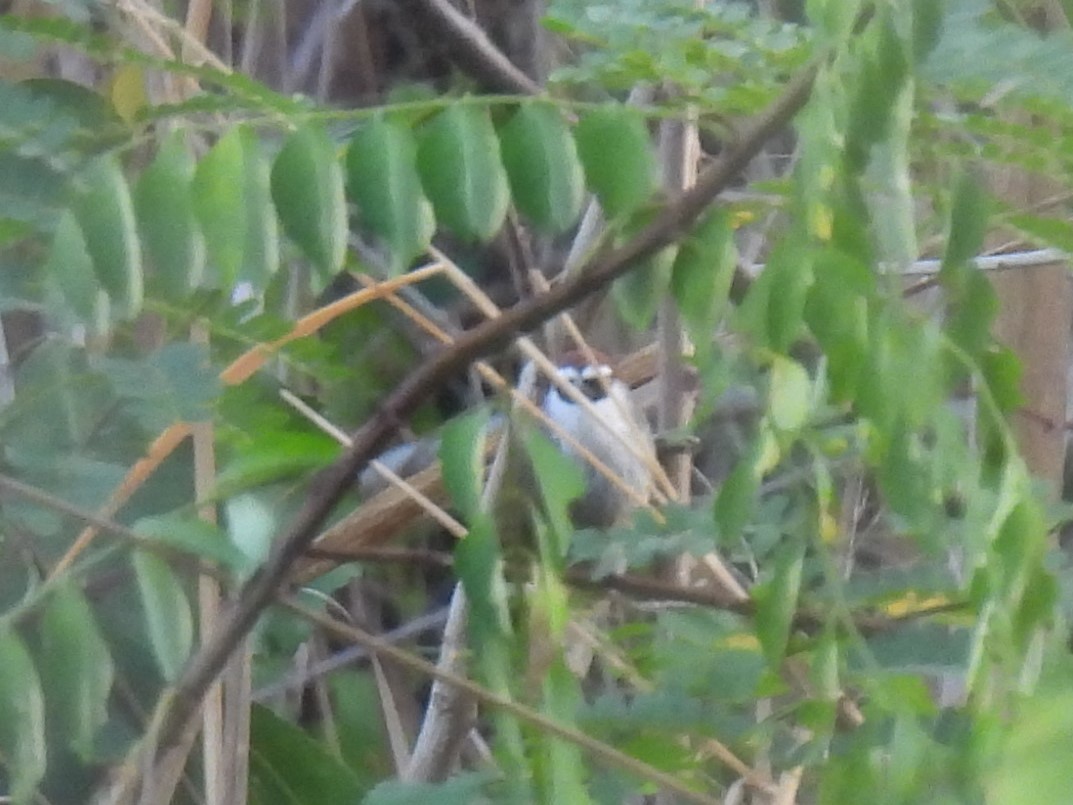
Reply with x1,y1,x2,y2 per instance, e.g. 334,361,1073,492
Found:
2,1,1073,803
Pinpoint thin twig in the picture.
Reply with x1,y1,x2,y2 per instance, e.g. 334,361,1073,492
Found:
285,597,722,805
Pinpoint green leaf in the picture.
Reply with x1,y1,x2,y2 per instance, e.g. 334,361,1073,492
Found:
612,242,676,331
224,493,279,576
575,105,656,218
39,584,114,760
753,539,805,666
364,773,492,805
417,105,510,242
768,356,812,432
714,447,759,539
804,251,871,402
439,410,489,521
134,512,249,573
192,128,279,291
216,430,339,493
346,117,434,274
522,427,585,559
987,691,1073,805
132,550,193,681
71,155,143,318
498,102,585,233
47,209,100,322
271,125,347,280
249,704,363,804
941,172,988,275
671,209,737,338
0,628,46,804
192,129,246,288
611,204,678,330
739,241,813,353
100,342,220,433
980,345,1023,414
844,16,910,173
912,0,944,63
135,134,205,296
239,133,281,289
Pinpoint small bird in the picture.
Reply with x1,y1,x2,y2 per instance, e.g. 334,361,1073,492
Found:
535,350,656,529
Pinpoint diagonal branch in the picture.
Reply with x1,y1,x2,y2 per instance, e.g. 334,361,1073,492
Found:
108,59,821,802
400,0,543,95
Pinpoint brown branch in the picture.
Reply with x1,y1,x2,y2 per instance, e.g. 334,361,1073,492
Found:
0,473,227,585
107,59,821,802
401,0,542,95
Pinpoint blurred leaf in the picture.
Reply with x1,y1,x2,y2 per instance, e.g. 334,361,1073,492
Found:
540,660,590,805
715,445,760,539
671,208,737,339
737,241,813,353
912,0,944,63
863,75,916,270
612,242,676,331
100,343,219,433
522,428,585,560
39,584,114,759
134,512,248,573
271,125,347,280
753,539,804,666
329,672,390,783
135,134,205,296
0,628,46,804
364,773,492,805
941,172,988,275
498,102,585,233
225,493,279,576
575,105,656,218
248,704,363,805
216,430,339,493
804,249,872,402
768,356,812,432
417,105,510,242
132,550,193,681
1006,211,1073,252
439,410,488,521
987,691,1073,805
346,117,434,273
47,209,100,322
71,155,143,318
108,63,146,124
844,15,910,173
979,345,1023,415
192,129,247,288
239,133,281,289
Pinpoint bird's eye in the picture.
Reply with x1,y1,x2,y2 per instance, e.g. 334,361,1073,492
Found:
579,377,606,400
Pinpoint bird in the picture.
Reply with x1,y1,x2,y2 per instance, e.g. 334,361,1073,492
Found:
533,350,656,529
355,350,656,531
